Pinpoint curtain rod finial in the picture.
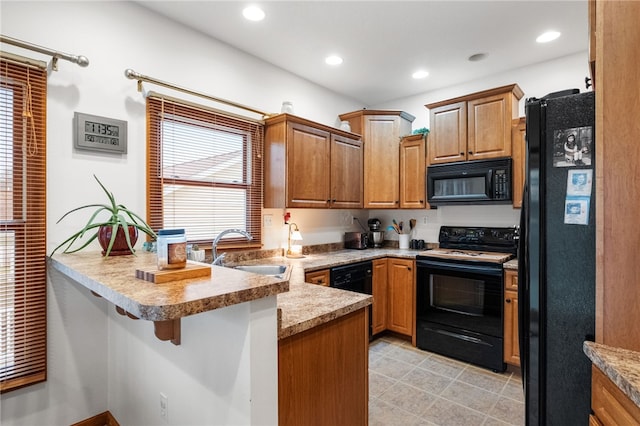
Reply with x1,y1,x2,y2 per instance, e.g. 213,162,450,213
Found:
124,68,139,79
75,55,90,67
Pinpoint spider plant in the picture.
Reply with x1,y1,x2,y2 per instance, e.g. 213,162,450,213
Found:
51,175,157,256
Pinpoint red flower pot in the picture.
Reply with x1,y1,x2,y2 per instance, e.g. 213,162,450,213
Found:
98,225,139,256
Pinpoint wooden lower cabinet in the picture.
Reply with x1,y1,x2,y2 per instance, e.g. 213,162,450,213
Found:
305,269,330,286
503,269,520,366
278,308,369,426
387,258,415,337
372,258,388,335
591,366,640,425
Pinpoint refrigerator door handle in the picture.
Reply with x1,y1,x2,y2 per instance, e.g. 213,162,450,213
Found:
518,181,528,387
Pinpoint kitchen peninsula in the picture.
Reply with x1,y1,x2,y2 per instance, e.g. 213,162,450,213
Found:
48,251,374,425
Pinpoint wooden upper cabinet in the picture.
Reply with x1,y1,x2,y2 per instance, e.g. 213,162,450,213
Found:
400,134,428,209
339,110,415,209
426,84,524,165
428,101,467,164
511,117,526,208
286,122,331,207
264,114,363,209
330,134,364,209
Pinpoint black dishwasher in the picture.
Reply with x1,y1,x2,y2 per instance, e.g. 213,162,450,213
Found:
330,260,373,338
330,260,373,294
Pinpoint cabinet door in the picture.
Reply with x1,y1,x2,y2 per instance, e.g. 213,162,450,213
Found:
286,122,331,208
504,289,520,366
511,117,526,208
400,135,427,209
428,101,467,164
592,366,640,425
372,259,388,335
330,134,363,209
363,115,401,208
305,269,330,286
387,258,415,337
467,92,513,160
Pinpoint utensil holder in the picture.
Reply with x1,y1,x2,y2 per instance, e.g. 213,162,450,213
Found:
399,234,410,249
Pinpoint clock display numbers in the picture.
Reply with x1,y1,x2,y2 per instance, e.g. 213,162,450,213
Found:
84,120,120,137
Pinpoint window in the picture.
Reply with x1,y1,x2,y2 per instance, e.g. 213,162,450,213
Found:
147,96,263,248
0,57,47,393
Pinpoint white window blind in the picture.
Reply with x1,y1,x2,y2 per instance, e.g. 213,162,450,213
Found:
147,97,263,248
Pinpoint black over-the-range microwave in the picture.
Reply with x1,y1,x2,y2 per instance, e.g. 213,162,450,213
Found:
426,157,512,205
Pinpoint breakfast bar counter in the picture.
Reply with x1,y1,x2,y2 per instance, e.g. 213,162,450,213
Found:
48,251,289,321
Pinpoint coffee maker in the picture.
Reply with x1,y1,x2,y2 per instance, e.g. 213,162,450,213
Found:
368,218,384,248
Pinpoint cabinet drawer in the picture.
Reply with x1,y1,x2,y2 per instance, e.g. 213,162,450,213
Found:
592,366,640,426
305,269,330,286
505,269,518,291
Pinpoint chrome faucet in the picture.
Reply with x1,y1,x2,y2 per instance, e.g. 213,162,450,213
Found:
211,229,253,266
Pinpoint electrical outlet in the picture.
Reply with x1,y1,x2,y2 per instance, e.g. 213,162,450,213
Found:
160,393,168,423
263,214,273,228
423,216,428,225
352,216,356,225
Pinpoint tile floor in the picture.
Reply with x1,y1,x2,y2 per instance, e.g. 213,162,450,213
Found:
369,336,525,426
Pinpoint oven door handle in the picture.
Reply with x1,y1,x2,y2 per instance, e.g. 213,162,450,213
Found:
423,327,493,347
416,259,503,277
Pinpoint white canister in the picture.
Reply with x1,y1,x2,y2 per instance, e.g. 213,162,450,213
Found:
399,234,410,250
157,229,187,270
340,120,351,132
281,101,294,114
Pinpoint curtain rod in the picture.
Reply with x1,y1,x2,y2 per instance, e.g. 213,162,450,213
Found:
124,68,274,119
0,34,89,71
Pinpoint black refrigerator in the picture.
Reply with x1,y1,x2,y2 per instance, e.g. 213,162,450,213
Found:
518,89,596,425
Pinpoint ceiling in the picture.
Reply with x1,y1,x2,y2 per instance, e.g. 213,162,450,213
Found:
136,1,588,106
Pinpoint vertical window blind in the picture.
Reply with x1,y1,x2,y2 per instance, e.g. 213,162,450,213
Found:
0,58,47,393
147,96,263,249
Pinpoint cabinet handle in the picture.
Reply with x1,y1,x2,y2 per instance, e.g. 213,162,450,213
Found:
468,151,473,155
326,199,331,203
506,299,512,303
420,199,424,203
407,267,412,271
460,152,464,155
395,200,399,204
332,199,336,202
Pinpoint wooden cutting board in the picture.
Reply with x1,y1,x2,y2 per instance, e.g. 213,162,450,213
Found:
135,262,212,284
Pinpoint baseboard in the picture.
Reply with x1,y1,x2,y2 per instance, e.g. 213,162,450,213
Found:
70,411,120,426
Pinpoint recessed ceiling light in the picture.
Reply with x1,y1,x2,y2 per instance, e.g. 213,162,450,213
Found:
242,5,265,22
325,55,343,66
536,31,561,43
412,70,429,79
468,53,488,62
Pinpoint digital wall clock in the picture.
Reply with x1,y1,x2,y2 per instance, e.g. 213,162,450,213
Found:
74,112,128,154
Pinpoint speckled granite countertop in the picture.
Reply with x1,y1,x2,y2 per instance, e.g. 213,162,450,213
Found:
584,341,640,408
503,258,518,270
48,251,288,321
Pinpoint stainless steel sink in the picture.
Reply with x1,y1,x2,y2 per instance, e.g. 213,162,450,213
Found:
234,265,287,277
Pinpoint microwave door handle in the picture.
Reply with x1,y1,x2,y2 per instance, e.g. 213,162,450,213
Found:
486,169,493,197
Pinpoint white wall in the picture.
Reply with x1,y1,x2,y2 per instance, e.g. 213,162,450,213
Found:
374,51,590,130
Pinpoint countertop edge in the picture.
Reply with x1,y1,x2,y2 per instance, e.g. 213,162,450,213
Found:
584,341,640,408
48,254,289,321
278,295,372,340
